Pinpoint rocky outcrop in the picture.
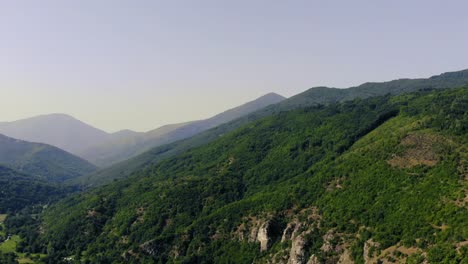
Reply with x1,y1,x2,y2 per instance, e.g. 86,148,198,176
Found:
282,219,317,264
306,255,320,264
337,248,354,264
139,239,160,256
320,230,335,253
288,233,309,264
236,208,326,263
249,225,260,242
282,208,323,264
258,221,271,251
281,221,299,242
235,216,283,252
363,239,380,264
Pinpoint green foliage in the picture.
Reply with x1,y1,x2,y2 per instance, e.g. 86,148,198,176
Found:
427,243,459,263
0,166,70,213
82,93,286,167
0,252,18,264
16,87,468,263
74,69,468,186
0,134,96,182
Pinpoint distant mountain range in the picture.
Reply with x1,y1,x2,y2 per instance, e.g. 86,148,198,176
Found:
0,93,285,167
78,92,285,167
0,113,108,155
74,68,468,186
77,122,194,167
0,134,96,182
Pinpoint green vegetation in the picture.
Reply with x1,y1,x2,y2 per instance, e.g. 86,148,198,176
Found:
0,235,21,254
75,69,468,187
0,252,18,264
0,166,69,213
0,234,46,263
18,87,465,263
0,134,97,182
0,210,48,263
79,93,286,167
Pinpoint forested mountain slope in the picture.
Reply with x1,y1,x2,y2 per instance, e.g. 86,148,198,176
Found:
75,69,468,186
78,93,285,167
36,88,467,263
0,165,66,213
0,134,97,182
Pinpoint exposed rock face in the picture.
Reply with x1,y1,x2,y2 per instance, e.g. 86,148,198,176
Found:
283,219,315,264
337,248,354,264
363,239,380,264
320,230,335,253
234,217,273,251
236,216,285,252
306,255,320,264
288,234,309,264
249,225,260,242
258,221,271,251
236,208,324,263
234,216,262,243
281,221,298,242
139,240,159,256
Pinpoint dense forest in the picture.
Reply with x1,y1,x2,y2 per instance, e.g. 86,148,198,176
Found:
0,165,69,214
5,87,465,263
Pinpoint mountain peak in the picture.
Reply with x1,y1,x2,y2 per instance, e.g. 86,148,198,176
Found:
6,113,77,123
258,92,286,100
0,113,109,156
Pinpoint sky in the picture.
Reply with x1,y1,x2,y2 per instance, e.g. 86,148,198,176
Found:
1,0,467,132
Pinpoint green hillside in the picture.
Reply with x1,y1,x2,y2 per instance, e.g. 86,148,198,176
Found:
0,165,67,213
78,93,285,167
31,88,467,263
75,69,468,187
0,134,97,182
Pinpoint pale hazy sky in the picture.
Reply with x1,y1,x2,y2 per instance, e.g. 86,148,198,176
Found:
1,0,467,132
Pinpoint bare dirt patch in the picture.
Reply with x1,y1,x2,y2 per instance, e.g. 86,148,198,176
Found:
456,241,468,253
457,192,468,207
431,223,450,231
368,244,423,264
326,177,345,191
388,133,446,168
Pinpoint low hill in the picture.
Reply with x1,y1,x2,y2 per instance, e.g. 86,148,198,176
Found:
0,134,97,182
37,88,467,263
75,69,468,186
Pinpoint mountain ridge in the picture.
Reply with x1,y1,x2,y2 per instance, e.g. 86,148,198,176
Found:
0,133,97,182
74,68,468,186
77,92,286,167
37,87,467,263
